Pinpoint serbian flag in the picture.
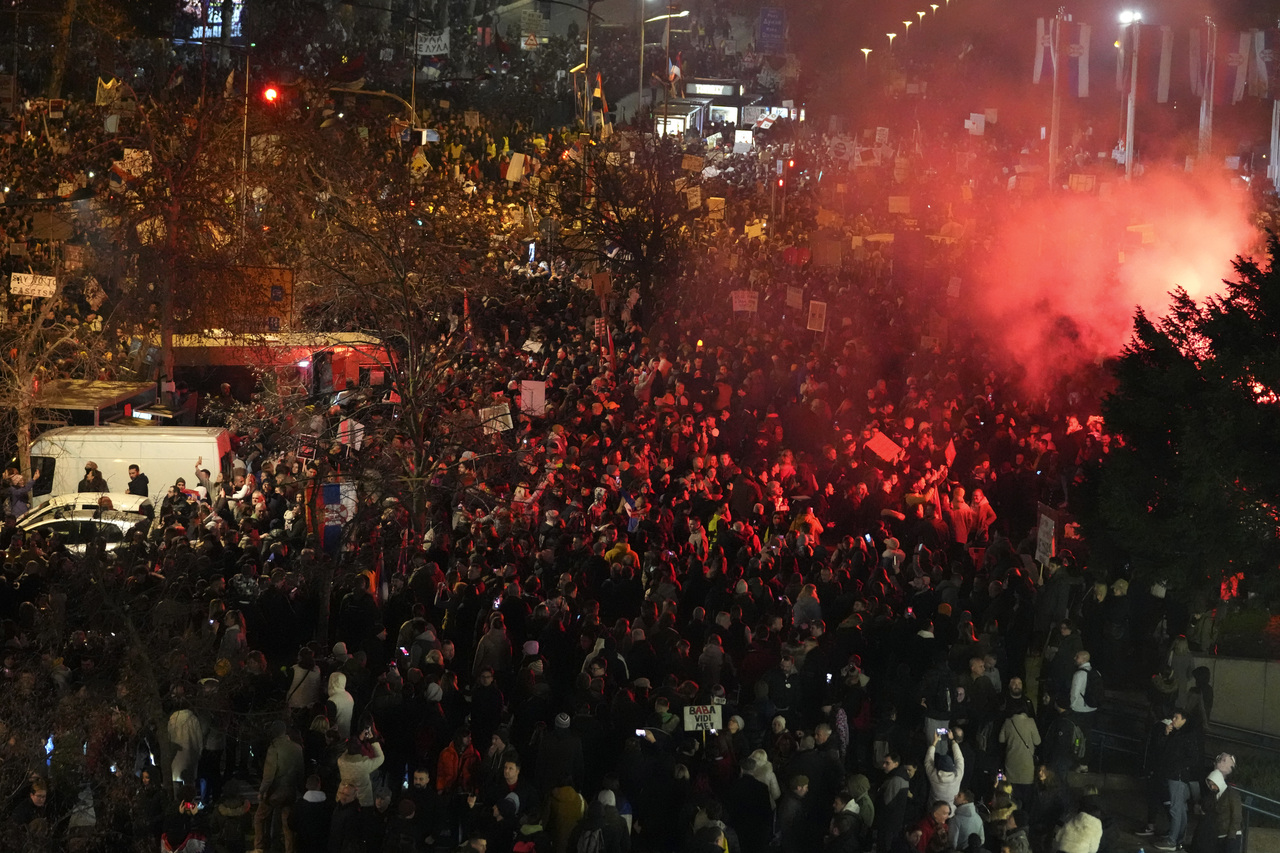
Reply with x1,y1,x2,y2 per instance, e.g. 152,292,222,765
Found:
1033,18,1054,84
1067,23,1091,97
1225,31,1252,104
594,72,608,114
1247,29,1278,99
320,480,355,554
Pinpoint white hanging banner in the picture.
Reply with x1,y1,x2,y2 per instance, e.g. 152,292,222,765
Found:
416,30,451,56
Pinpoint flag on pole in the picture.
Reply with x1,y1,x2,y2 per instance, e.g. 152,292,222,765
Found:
1034,17,1053,84
594,72,608,114
1247,28,1278,99
1190,26,1203,96
1156,25,1173,103
1068,23,1091,97
1226,30,1251,104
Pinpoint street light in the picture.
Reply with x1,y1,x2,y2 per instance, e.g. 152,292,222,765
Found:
917,11,926,23
886,32,897,50
931,4,939,13
861,47,872,69
1120,10,1142,179
902,20,912,41
645,8,688,135
637,0,661,121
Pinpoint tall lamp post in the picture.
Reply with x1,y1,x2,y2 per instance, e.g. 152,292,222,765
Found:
1120,10,1141,180
886,32,897,51
861,47,871,70
902,20,912,42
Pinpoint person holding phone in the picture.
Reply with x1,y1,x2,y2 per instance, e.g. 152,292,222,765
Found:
923,729,964,816
337,723,386,807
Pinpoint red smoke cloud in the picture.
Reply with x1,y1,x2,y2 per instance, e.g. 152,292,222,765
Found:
968,167,1259,390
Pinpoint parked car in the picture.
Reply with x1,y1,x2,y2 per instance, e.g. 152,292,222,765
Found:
17,493,153,555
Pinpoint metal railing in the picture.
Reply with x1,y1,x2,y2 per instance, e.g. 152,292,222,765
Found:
1238,786,1280,853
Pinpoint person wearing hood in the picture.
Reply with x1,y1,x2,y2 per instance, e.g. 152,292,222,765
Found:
948,790,984,849
846,775,875,843
541,774,586,853
1052,800,1103,853
327,671,355,739
727,757,775,853
1190,769,1242,853
923,731,963,816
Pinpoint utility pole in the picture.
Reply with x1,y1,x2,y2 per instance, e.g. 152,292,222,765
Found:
1048,7,1065,188
410,0,419,120
1197,17,1215,163
1124,16,1139,180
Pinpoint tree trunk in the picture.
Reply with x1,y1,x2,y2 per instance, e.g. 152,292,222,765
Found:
45,0,78,99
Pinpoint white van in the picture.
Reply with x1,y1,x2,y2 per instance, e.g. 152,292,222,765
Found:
29,426,233,505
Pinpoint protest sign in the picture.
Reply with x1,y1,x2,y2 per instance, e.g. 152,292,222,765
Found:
520,380,547,416
807,300,827,332
10,273,56,297
683,704,723,732
416,30,450,55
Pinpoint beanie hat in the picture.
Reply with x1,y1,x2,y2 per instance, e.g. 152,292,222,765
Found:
934,753,955,773
555,712,571,729
425,683,444,702
1207,769,1228,799
597,790,617,807
498,793,520,820
523,640,540,656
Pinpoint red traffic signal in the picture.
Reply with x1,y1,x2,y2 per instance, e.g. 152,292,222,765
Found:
263,86,280,103
788,159,795,168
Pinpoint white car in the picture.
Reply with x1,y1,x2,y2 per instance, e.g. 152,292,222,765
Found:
17,493,153,554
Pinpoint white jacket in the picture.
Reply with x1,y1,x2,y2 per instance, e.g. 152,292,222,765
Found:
328,671,355,738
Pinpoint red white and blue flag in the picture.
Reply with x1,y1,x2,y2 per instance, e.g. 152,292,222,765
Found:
320,480,355,554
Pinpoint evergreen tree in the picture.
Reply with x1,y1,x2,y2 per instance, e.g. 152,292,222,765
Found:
1077,235,1280,601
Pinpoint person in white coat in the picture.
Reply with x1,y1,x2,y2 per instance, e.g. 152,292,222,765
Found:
923,731,964,816
338,727,386,806
167,703,206,793
327,671,355,739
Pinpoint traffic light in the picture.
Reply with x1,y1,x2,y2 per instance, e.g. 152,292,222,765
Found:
263,86,279,104
788,158,795,169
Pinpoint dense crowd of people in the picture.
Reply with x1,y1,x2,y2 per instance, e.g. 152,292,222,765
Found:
0,7,1265,853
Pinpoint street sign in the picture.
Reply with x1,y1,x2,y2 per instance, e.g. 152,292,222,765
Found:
522,33,539,51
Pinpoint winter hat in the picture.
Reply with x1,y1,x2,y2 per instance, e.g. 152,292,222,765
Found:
332,642,350,662
523,640,540,656
597,790,617,807
555,712,571,729
1207,769,1228,799
498,793,521,820
425,683,444,702
934,753,956,773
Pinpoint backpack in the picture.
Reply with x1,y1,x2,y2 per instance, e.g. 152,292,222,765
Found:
1069,720,1088,762
577,828,605,853
1083,667,1103,709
